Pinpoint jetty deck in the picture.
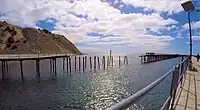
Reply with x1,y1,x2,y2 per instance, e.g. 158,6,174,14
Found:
172,57,200,110
0,54,74,60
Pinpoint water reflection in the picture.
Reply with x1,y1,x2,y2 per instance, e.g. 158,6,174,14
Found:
0,55,182,110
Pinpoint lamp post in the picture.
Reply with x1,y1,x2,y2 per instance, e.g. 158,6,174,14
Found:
181,1,195,59
181,1,200,68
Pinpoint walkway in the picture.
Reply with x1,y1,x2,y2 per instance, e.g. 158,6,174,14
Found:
173,57,200,110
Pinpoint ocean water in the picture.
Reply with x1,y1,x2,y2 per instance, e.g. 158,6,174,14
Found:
0,55,182,110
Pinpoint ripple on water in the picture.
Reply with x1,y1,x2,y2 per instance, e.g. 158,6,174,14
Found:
0,56,182,110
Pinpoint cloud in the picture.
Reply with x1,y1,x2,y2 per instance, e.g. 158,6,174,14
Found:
183,21,200,30
0,0,178,53
121,0,189,14
192,36,200,40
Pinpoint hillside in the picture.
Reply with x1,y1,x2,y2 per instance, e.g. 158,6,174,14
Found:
0,21,81,55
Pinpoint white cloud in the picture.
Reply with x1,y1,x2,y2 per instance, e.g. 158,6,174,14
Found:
192,36,200,40
183,21,200,30
177,32,184,39
0,0,178,53
122,0,189,14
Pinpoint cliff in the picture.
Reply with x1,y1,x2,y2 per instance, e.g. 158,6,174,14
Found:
0,21,81,55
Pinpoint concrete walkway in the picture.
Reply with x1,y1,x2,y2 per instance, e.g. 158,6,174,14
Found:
173,57,200,110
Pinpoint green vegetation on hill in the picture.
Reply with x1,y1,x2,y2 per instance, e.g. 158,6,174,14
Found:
0,21,81,55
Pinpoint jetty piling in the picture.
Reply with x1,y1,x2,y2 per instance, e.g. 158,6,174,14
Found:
107,56,109,67
54,58,57,76
119,56,121,67
83,56,85,71
1,61,5,80
69,57,71,73
50,59,52,73
51,58,57,76
63,57,65,70
90,57,92,70
20,60,24,81
97,57,100,69
124,57,126,64
52,59,55,73
94,56,96,70
79,57,81,71
124,56,128,65
0,54,129,81
5,61,8,74
85,56,87,69
111,56,114,67
66,57,69,73
36,59,40,80
75,56,77,70
102,56,105,69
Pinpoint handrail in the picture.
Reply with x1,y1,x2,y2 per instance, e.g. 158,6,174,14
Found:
160,96,171,110
106,56,189,110
106,68,174,110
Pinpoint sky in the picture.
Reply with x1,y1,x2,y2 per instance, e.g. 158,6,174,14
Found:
1,0,200,55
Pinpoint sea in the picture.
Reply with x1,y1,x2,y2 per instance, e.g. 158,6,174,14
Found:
0,54,182,110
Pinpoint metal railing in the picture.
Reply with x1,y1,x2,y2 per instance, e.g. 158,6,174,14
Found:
106,56,189,110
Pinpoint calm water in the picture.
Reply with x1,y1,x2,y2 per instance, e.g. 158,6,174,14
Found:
0,55,182,110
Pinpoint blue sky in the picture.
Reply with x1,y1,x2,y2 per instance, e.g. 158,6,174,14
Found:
1,0,200,55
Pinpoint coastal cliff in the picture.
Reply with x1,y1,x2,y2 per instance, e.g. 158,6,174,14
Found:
0,21,81,55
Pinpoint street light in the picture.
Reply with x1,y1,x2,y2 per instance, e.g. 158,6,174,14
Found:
181,1,195,61
181,1,200,70
181,1,195,11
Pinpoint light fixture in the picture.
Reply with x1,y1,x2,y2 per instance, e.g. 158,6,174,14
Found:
181,1,195,12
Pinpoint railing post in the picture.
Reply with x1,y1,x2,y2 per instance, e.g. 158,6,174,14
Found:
170,65,179,110
179,62,184,85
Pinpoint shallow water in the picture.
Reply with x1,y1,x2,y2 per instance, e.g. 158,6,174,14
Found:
0,55,182,110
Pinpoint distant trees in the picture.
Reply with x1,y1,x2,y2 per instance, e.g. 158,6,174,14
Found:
37,28,51,34
43,29,51,34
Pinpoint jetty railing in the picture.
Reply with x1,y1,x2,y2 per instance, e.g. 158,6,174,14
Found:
106,56,189,110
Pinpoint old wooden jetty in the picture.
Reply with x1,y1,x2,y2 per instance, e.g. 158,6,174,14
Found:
0,54,128,82
139,53,187,64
